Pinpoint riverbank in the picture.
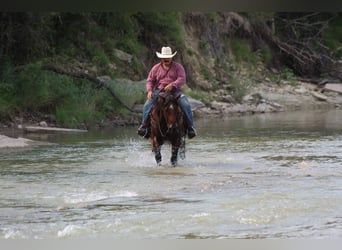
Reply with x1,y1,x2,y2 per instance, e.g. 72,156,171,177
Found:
193,81,342,117
1,80,342,149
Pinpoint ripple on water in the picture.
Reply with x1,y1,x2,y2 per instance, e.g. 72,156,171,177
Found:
1,110,342,239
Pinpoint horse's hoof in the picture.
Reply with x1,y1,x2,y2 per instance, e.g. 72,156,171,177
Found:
171,161,177,167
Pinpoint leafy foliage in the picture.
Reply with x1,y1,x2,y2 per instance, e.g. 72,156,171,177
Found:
322,13,342,58
0,12,341,127
230,38,257,65
0,62,118,127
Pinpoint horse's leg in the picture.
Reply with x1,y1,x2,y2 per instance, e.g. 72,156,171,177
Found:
179,137,185,160
171,144,179,167
151,122,162,166
155,145,162,166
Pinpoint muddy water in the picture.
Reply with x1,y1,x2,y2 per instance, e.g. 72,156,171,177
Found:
0,110,341,239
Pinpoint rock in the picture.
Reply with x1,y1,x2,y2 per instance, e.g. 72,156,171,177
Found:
114,49,133,63
324,83,342,94
243,93,262,105
294,87,308,94
269,102,283,110
220,95,234,103
108,63,117,70
210,101,227,111
97,75,112,82
0,135,33,148
188,98,205,111
255,103,269,113
311,91,328,101
39,121,48,127
194,107,218,116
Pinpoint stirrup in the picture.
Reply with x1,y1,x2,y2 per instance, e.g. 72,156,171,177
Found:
138,125,150,138
187,126,197,139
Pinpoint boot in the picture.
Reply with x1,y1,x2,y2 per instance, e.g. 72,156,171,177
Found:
137,123,150,138
187,126,197,139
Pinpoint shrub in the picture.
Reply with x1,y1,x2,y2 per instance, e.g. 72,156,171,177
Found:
228,75,255,103
230,38,257,65
323,14,342,58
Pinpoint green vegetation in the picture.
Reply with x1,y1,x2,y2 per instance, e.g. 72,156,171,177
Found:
0,12,184,126
258,44,273,65
265,67,298,87
323,14,342,58
0,62,119,127
183,87,211,104
229,75,255,103
0,12,341,127
106,80,146,109
200,63,213,81
230,38,257,66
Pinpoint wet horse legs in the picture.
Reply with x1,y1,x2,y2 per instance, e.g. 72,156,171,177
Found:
154,144,179,167
171,144,179,167
154,146,162,166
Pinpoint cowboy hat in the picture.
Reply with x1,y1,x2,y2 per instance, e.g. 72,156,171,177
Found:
156,46,177,58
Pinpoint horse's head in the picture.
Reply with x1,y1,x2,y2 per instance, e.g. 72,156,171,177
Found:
157,91,182,130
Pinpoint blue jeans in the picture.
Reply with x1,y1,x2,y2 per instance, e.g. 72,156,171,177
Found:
142,89,195,127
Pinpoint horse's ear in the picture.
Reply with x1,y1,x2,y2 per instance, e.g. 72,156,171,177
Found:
157,92,165,106
158,91,167,100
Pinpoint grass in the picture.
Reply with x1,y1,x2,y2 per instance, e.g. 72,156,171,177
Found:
183,85,211,104
0,62,140,127
266,67,298,86
229,76,249,103
230,38,257,66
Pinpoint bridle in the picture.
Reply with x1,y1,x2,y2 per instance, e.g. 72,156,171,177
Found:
156,92,182,138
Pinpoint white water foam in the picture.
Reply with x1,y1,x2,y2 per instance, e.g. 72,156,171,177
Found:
113,191,138,197
57,225,82,237
63,190,138,204
3,228,24,239
189,212,211,218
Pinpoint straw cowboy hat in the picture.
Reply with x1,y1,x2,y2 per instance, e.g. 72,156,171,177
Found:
156,46,177,58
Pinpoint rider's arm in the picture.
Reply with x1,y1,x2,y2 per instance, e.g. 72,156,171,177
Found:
146,64,160,93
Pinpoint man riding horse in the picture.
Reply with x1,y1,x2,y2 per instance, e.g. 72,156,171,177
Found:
137,46,197,139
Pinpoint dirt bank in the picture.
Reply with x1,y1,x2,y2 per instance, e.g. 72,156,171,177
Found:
193,81,342,117
1,81,342,148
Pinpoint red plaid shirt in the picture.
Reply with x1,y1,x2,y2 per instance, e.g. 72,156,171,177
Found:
146,61,186,92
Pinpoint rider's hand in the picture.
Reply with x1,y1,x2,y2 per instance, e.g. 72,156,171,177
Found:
165,84,173,92
147,91,153,100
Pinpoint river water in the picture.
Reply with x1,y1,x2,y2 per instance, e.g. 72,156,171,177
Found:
0,109,341,239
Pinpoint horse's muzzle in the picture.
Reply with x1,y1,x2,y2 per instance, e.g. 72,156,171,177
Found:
166,123,178,135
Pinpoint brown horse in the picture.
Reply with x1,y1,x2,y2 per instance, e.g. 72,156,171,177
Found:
150,91,186,166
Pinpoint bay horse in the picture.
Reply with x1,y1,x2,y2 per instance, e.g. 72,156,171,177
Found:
150,91,186,166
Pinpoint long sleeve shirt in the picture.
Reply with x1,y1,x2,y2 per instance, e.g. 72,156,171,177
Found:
146,61,186,93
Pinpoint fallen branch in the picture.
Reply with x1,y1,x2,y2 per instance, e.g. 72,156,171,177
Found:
22,125,88,133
